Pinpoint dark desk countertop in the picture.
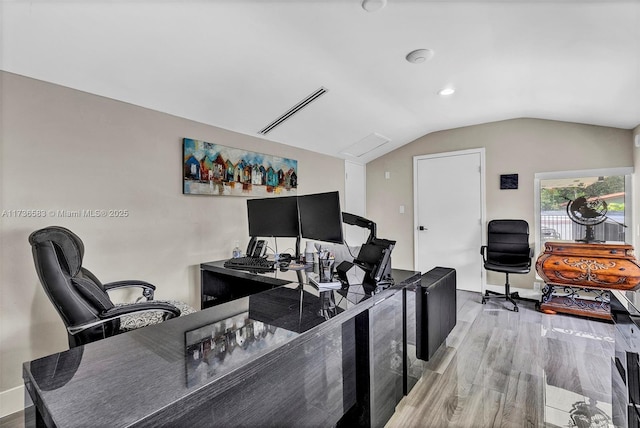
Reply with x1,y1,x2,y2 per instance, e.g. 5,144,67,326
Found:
615,289,640,316
24,264,420,428
200,259,420,290
612,289,640,353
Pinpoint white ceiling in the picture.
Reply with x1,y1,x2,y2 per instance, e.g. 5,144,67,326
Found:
2,0,639,164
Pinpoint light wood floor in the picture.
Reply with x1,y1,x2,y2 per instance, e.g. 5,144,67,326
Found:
0,407,30,428
1,291,619,428
387,290,619,428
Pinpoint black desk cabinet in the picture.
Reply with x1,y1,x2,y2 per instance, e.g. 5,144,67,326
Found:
416,267,457,361
403,267,457,394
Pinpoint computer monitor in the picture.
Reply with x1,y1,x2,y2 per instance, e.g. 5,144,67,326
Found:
247,196,300,238
353,238,395,284
297,191,344,244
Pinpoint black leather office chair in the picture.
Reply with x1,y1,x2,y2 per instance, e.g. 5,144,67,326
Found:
29,226,195,348
480,219,533,312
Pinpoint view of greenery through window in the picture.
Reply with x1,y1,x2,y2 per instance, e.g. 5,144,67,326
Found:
540,175,626,242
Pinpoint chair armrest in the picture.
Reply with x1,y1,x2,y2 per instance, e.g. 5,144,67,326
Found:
66,301,181,336
528,246,535,265
105,301,181,318
480,245,487,263
103,280,156,300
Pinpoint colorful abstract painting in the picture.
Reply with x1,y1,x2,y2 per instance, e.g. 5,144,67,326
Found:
183,138,298,196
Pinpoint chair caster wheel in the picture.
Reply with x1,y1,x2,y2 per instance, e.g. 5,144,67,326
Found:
513,306,519,312
481,298,486,304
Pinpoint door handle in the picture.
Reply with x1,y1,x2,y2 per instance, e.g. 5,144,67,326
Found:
418,226,427,231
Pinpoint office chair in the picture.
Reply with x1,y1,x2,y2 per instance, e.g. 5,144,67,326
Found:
480,219,533,312
29,226,195,348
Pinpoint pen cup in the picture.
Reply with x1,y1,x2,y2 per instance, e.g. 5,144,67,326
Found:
320,258,335,282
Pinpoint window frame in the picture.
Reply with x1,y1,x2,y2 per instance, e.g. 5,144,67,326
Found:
534,167,634,263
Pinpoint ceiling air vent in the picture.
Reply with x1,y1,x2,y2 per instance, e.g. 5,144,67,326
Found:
258,87,328,135
340,133,391,158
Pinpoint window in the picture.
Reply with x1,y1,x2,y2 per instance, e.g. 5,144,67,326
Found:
534,167,633,255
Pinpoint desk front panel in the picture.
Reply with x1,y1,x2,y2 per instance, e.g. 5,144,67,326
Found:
137,316,358,427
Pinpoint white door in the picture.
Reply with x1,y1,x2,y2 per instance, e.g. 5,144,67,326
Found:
413,149,485,292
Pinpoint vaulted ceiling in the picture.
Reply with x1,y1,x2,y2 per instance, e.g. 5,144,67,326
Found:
2,0,639,164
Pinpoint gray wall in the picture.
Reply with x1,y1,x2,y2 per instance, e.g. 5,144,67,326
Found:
0,72,345,410
366,118,635,288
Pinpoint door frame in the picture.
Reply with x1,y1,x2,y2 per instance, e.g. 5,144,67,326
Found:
344,160,367,245
412,148,487,290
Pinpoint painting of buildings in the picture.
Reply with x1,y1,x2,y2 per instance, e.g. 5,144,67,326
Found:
183,138,298,196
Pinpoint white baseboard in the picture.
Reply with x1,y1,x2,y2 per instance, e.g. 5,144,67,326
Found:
0,384,29,419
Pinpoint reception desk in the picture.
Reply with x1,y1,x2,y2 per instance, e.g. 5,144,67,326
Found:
610,289,640,427
23,263,421,428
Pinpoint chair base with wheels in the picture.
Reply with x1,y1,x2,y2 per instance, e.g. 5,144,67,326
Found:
481,272,521,312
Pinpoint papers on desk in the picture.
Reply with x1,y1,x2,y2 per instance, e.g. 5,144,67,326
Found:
308,273,342,289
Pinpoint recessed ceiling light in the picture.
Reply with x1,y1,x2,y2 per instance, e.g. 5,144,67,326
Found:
361,0,387,12
406,49,434,64
438,87,455,96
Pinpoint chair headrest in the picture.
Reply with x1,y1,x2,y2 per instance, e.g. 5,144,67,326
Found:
488,219,529,235
29,226,85,276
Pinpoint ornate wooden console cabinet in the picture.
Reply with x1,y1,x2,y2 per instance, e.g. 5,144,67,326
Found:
535,241,640,320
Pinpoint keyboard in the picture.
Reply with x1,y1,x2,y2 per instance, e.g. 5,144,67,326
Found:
224,256,275,272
